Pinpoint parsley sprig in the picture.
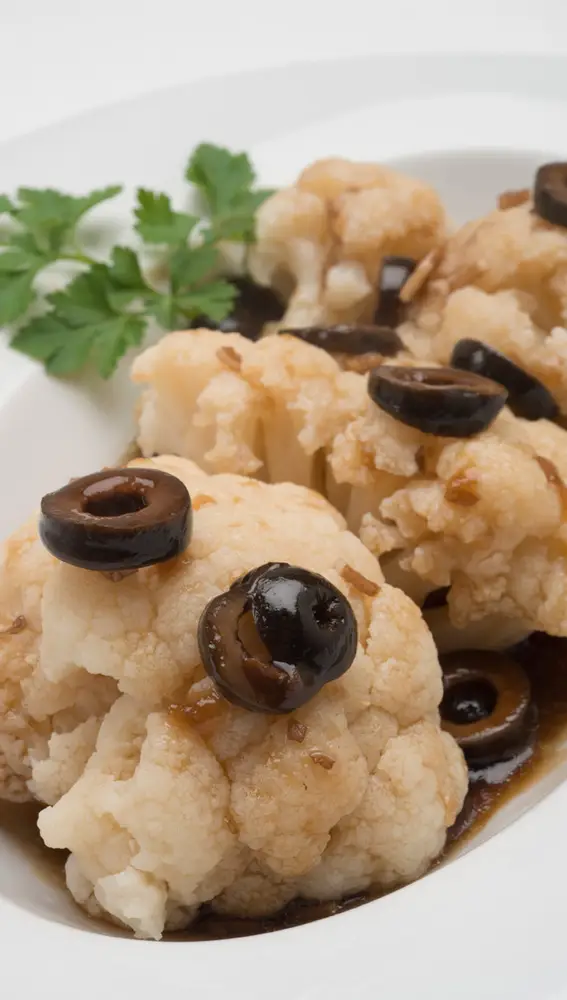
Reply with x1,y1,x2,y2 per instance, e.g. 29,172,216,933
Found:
0,144,272,378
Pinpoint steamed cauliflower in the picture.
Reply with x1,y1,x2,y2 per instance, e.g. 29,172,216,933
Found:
133,331,567,646
0,520,117,803
0,455,466,939
360,410,567,647
248,157,446,327
403,200,567,411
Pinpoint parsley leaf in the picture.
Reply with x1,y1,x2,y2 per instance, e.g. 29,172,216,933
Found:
175,281,237,322
105,246,152,310
147,244,236,328
0,185,122,326
12,263,145,378
186,143,273,242
186,144,256,214
13,185,122,256
134,189,198,245
169,243,219,290
5,142,272,379
0,269,40,324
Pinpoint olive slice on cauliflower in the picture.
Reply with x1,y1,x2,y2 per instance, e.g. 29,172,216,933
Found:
199,563,358,712
131,329,567,642
367,365,508,437
40,467,192,571
0,455,467,939
281,324,404,358
450,339,559,422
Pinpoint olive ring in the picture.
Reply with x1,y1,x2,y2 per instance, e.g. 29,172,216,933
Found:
40,467,192,571
198,562,358,714
451,339,558,422
280,324,404,358
440,650,532,766
367,365,508,437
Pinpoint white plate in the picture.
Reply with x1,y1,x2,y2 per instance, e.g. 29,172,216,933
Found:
2,52,567,1000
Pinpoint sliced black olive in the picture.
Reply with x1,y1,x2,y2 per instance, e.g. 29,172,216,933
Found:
374,256,417,327
190,278,284,341
280,324,404,357
40,468,191,571
534,162,567,228
229,562,288,592
367,365,507,437
450,339,558,422
198,562,358,713
440,650,532,766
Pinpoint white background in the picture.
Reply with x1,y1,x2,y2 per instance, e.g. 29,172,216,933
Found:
0,0,566,142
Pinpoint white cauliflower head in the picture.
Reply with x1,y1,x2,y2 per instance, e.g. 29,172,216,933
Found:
0,520,117,803
403,200,567,412
132,332,567,645
249,157,446,327
360,409,567,645
0,455,465,938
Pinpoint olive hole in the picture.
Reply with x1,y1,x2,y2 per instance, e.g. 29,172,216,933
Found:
313,597,340,629
84,492,148,518
441,678,497,725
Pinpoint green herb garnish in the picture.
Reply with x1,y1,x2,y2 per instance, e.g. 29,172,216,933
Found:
186,143,273,243
1,144,273,379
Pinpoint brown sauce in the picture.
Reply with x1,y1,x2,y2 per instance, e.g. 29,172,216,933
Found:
2,633,567,940
445,633,567,848
0,801,67,887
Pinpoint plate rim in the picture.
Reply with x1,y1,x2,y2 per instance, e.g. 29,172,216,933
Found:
2,50,567,1000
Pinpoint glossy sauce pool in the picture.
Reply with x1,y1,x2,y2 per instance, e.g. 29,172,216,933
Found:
1,632,567,940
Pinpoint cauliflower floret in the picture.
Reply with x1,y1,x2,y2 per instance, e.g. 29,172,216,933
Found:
360,416,567,641
132,332,567,641
0,455,465,938
132,330,263,475
249,157,446,327
134,329,418,509
298,721,465,899
0,520,116,802
134,329,356,490
249,185,332,327
227,690,368,878
404,202,567,411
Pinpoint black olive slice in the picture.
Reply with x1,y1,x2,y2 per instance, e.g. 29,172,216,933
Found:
190,278,284,341
367,365,507,437
280,324,404,357
40,468,191,571
198,588,302,713
229,562,288,592
534,163,567,229
450,339,558,422
374,256,417,327
440,650,532,766
198,563,358,713
249,564,357,685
